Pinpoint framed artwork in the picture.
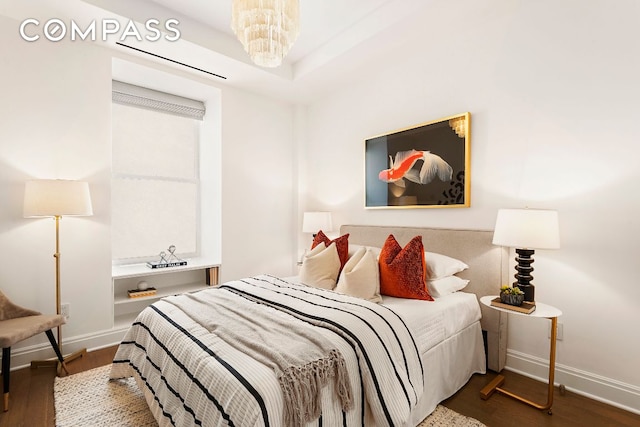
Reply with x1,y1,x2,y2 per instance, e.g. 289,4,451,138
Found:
365,112,470,208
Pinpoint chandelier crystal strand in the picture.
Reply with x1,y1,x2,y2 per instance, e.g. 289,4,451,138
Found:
231,0,300,68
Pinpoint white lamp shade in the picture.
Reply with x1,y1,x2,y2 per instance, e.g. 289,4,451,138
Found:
302,212,333,233
492,208,560,249
24,179,93,217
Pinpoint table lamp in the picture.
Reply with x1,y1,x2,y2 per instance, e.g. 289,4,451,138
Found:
492,208,560,303
302,212,333,239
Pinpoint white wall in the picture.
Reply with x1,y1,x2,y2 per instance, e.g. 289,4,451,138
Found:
220,88,296,281
0,13,295,362
299,0,640,413
0,15,113,346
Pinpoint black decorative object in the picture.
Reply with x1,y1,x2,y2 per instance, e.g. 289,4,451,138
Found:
514,248,535,302
500,291,525,306
499,285,525,306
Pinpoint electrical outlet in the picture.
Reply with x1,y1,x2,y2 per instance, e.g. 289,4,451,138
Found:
60,303,70,321
549,322,563,341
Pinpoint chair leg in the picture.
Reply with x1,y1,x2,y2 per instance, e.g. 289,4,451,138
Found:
44,329,68,375
2,347,9,412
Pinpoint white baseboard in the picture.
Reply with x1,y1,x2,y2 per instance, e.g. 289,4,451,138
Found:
5,327,128,372
506,349,640,416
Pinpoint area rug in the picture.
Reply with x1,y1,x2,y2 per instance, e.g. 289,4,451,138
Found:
54,365,486,427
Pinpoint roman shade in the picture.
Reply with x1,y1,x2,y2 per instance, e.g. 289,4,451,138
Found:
112,80,205,120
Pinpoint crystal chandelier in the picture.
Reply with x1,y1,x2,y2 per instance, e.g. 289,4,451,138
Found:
231,0,300,68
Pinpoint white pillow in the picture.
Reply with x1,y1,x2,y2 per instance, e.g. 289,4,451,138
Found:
427,276,470,298
300,242,340,290
348,244,381,260
424,251,469,279
335,247,382,303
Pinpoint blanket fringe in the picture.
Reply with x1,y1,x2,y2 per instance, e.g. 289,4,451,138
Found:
279,349,353,426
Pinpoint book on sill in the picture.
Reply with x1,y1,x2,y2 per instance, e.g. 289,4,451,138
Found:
490,297,536,314
146,260,187,269
127,287,157,298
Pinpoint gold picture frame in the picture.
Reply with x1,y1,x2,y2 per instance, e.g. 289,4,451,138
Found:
365,112,470,208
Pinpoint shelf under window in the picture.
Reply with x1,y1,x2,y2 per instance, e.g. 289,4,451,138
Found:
114,282,210,305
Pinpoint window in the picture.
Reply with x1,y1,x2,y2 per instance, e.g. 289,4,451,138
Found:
111,81,205,261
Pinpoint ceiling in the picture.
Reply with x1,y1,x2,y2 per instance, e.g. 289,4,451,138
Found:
125,0,432,102
3,0,434,102
147,0,395,64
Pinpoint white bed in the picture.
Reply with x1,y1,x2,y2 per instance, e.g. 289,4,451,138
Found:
341,225,508,374
378,293,484,425
110,225,508,427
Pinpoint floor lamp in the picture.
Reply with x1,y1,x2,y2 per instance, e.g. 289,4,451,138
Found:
23,179,93,370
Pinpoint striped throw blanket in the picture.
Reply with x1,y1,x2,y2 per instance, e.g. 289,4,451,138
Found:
167,289,353,426
110,275,424,427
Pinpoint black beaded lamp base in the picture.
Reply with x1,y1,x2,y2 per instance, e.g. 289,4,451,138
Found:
514,248,536,302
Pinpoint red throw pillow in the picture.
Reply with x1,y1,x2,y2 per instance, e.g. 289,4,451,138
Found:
312,230,350,270
379,234,433,301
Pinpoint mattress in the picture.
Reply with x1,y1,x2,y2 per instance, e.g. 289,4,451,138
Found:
380,292,482,355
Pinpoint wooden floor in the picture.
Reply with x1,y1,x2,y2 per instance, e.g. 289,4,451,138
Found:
442,371,640,427
1,346,639,427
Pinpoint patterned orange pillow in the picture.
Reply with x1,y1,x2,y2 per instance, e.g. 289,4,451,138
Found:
379,234,433,301
312,230,350,271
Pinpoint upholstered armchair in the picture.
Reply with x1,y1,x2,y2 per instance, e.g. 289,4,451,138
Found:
0,291,67,411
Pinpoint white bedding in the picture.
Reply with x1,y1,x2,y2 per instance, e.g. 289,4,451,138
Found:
381,292,482,355
286,274,483,356
281,275,486,425
111,276,485,427
359,291,486,426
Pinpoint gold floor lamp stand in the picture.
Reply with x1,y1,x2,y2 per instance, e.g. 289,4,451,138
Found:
480,316,558,415
30,215,86,375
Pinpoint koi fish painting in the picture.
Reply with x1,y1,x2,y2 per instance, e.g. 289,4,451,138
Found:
378,149,453,188
365,113,470,208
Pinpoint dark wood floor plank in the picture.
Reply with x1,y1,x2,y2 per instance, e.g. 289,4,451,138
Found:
443,370,640,427
2,346,639,427
32,367,56,427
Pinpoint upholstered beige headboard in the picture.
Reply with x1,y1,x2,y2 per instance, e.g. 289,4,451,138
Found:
340,224,508,372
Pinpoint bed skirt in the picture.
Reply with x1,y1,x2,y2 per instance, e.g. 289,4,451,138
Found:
405,321,485,426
